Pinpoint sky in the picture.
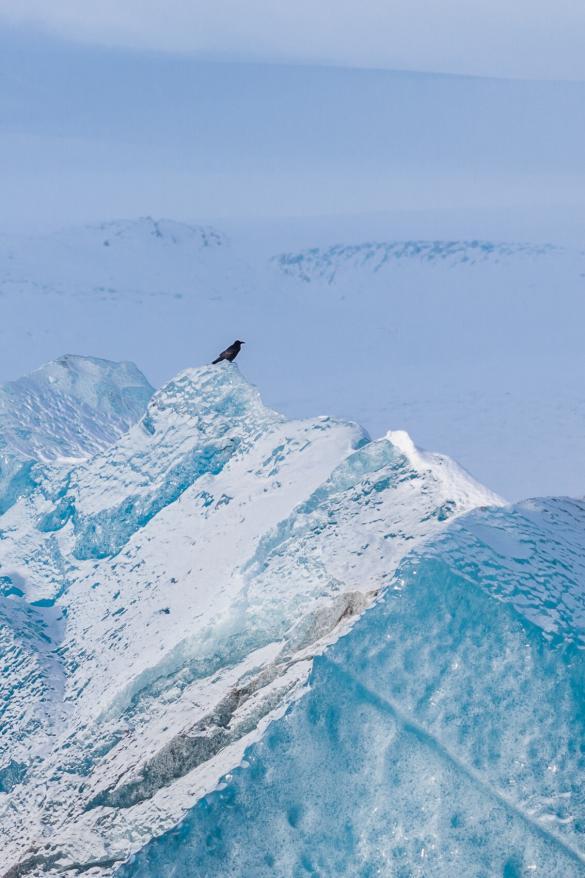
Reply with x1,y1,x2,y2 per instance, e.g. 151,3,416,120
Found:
1,3,585,227
2,0,585,80
1,25,585,228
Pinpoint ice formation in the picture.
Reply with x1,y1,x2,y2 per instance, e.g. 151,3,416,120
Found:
0,355,153,515
1,357,583,877
119,498,585,878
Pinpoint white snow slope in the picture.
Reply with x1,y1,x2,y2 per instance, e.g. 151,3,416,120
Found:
0,359,500,876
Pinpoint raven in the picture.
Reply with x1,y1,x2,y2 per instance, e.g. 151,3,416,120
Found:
212,340,245,364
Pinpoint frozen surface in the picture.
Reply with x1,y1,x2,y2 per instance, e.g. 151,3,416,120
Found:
0,354,153,462
0,355,153,514
0,361,498,876
119,497,585,878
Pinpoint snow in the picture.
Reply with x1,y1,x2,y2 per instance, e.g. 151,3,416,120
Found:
0,359,499,876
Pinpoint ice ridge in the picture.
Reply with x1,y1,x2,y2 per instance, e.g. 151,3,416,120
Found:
118,498,585,878
0,360,502,876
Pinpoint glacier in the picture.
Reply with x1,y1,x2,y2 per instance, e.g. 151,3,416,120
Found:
1,357,584,877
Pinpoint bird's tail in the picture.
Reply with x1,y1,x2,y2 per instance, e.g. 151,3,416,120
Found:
211,357,222,365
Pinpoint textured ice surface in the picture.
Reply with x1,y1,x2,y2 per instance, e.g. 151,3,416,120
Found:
0,354,153,514
119,498,585,878
0,354,153,462
0,362,498,876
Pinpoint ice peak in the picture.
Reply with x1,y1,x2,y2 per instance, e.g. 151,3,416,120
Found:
29,353,152,409
387,428,418,460
0,355,153,514
0,358,504,876
140,364,281,440
0,355,153,461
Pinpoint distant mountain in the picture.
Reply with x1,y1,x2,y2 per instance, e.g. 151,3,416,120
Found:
273,239,567,283
66,217,225,250
0,217,236,301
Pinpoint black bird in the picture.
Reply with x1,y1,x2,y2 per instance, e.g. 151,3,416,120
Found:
212,340,245,364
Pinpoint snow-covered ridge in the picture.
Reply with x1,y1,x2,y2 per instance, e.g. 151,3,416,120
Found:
53,217,226,250
273,239,566,283
0,218,241,304
0,359,500,876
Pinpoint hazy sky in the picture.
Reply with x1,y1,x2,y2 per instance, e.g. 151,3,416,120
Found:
1,8,584,228
2,0,585,80
2,27,584,228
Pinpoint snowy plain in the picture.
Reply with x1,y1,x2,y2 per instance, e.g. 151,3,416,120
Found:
1,213,584,500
